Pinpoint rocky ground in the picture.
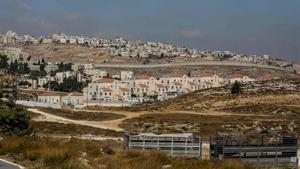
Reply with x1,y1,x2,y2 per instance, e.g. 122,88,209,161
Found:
120,78,300,139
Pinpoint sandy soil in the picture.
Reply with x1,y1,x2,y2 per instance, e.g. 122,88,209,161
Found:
29,108,269,132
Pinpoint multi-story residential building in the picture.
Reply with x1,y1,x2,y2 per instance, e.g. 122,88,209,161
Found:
229,74,255,84
121,71,134,80
85,78,131,102
55,71,78,83
62,92,85,105
36,70,258,107
38,92,66,105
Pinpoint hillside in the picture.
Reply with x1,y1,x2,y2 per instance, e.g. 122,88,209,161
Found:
120,78,300,137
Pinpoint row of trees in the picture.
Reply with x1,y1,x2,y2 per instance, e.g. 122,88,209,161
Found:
43,77,87,92
0,54,9,69
7,60,31,75
0,54,48,78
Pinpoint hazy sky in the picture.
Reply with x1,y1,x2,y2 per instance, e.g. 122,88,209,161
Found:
0,0,299,63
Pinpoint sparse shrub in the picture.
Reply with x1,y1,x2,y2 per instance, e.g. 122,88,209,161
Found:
44,152,70,167
102,145,115,155
123,150,143,158
231,81,241,94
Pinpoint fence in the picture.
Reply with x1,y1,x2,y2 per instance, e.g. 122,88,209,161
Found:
16,100,61,109
210,133,298,168
124,133,202,158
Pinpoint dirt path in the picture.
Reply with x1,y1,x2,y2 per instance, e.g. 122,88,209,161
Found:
29,108,270,132
29,108,125,131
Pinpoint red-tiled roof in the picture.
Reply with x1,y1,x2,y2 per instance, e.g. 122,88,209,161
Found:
263,74,274,80
138,83,149,88
115,94,123,99
204,81,213,85
155,83,165,88
99,78,114,83
119,87,130,92
39,92,67,97
200,71,212,77
173,81,182,86
70,92,83,96
188,81,197,86
101,88,113,92
136,74,151,80
219,81,226,85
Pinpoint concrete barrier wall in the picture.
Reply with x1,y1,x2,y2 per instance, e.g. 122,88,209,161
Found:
16,100,61,109
298,149,300,168
16,100,132,109
82,102,131,108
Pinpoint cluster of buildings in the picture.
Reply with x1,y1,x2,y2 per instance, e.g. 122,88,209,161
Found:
0,31,292,67
36,64,256,107
0,50,276,108
0,30,288,107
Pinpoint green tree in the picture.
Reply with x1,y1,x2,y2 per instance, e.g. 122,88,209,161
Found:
0,100,31,136
8,60,19,75
46,77,86,92
58,62,72,72
0,54,9,69
231,81,241,94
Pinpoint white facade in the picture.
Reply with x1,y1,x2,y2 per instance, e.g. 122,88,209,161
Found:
121,71,134,80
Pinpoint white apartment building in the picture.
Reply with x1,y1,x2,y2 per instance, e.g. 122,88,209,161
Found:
37,71,256,106
85,78,131,102
38,92,66,105
62,92,85,105
229,74,255,84
121,71,134,80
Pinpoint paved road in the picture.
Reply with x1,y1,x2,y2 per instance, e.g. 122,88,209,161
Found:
0,159,22,169
94,61,294,72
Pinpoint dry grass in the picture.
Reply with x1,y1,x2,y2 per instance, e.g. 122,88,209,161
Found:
31,121,123,137
0,137,292,169
39,108,125,121
0,137,116,169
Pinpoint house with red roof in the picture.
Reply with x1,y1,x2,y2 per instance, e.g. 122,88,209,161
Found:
229,74,255,84
38,91,67,105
